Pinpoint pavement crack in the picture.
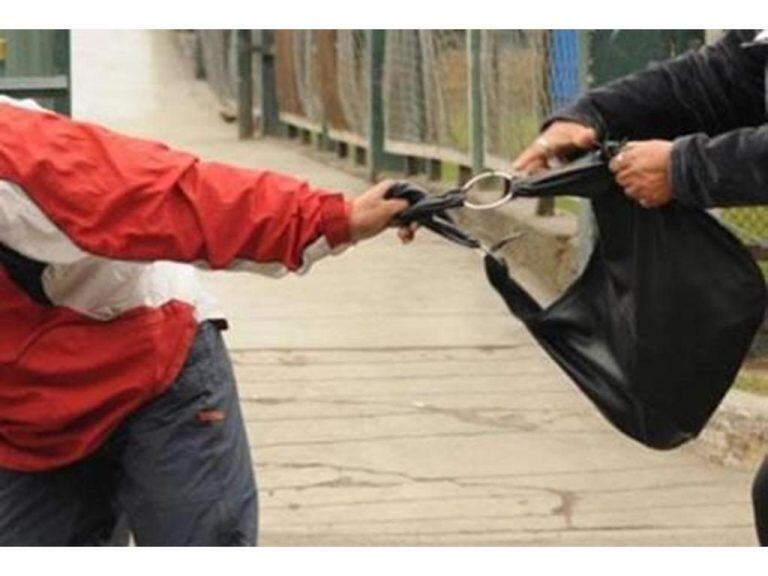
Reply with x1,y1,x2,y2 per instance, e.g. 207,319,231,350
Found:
545,487,579,529
289,475,401,492
410,402,586,431
259,459,578,503
253,429,527,451
238,372,545,385
229,342,537,356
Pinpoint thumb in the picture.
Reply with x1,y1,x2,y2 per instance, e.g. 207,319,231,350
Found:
385,197,410,217
371,179,397,198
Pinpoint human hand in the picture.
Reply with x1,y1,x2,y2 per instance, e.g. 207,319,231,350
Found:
608,140,674,208
349,180,416,243
512,120,598,174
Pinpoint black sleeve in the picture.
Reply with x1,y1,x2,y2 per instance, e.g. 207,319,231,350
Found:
547,30,766,141
671,125,768,208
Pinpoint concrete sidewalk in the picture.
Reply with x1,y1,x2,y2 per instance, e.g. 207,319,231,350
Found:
72,30,758,545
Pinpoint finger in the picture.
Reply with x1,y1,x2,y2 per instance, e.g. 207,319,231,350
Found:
526,156,549,175
387,198,411,214
641,193,664,209
398,226,415,244
512,146,547,172
611,150,639,174
394,221,419,234
609,153,627,173
614,170,634,188
574,128,598,149
373,179,398,199
381,186,411,214
619,145,639,164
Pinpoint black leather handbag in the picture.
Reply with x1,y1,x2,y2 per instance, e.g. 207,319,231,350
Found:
484,150,767,449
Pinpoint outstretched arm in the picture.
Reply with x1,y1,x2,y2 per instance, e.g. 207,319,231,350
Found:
514,31,768,210
514,31,765,173
0,100,406,273
546,30,765,142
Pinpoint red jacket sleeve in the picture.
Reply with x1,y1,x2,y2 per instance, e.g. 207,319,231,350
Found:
0,103,351,271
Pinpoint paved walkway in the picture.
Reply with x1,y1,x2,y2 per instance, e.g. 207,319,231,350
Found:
72,30,757,545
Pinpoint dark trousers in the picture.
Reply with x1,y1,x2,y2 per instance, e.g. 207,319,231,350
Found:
0,321,258,546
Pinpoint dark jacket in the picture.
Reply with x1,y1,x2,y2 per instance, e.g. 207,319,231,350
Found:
550,30,768,208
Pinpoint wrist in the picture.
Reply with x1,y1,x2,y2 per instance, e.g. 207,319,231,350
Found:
319,193,353,248
345,198,361,244
542,101,606,140
668,136,697,206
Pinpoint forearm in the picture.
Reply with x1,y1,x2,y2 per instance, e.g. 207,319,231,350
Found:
0,101,351,272
173,161,352,272
671,124,768,208
547,30,765,141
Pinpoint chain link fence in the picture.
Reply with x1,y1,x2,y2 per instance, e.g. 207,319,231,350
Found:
176,30,261,120
179,29,768,259
267,30,583,175
721,208,768,257
273,30,370,141
332,30,370,139
481,30,549,168
383,30,469,163
291,30,323,126
199,30,237,115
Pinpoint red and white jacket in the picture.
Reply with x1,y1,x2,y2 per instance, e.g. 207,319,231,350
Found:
0,97,352,471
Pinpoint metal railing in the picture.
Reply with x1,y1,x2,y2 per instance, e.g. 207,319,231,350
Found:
255,29,585,215
182,28,768,256
0,31,71,115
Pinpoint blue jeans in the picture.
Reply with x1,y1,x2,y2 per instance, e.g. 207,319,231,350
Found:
0,321,258,546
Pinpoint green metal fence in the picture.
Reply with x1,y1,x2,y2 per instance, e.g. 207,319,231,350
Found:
382,30,471,167
481,30,550,170
257,29,578,193
183,28,768,259
176,30,262,124
0,30,71,115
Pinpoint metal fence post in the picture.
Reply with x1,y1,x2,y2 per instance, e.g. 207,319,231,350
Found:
0,38,6,77
538,30,579,216
0,31,71,116
53,30,71,115
257,30,280,137
367,29,386,182
467,29,484,175
577,30,596,272
236,30,254,140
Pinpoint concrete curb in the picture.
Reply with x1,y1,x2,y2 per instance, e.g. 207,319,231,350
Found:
692,390,768,471
451,198,579,298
